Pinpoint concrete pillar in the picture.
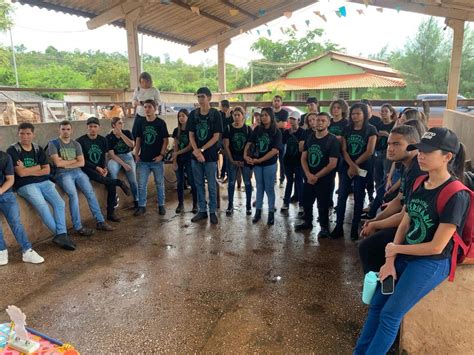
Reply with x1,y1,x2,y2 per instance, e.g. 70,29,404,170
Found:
446,19,465,110
351,88,357,100
125,8,142,90
217,40,231,93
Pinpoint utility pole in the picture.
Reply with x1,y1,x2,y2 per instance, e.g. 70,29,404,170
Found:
9,27,19,88
140,33,144,73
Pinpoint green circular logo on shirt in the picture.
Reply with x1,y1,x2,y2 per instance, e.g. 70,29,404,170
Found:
23,157,36,168
347,134,365,156
308,144,323,168
196,120,209,141
406,198,435,244
88,144,102,164
144,126,157,145
286,136,298,156
115,140,129,154
257,133,270,154
232,132,247,152
179,134,189,150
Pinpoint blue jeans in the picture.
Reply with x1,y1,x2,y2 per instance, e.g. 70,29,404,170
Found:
354,256,450,354
137,160,165,208
56,169,105,230
227,162,252,209
254,163,277,212
283,164,303,206
17,180,67,236
108,152,139,201
0,191,32,252
192,160,218,214
176,159,197,206
336,164,367,228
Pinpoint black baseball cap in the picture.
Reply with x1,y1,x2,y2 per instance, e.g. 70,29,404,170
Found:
86,117,100,126
407,127,460,154
306,97,318,104
196,87,212,97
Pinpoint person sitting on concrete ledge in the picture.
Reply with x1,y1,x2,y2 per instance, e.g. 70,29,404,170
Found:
47,120,114,248
0,149,44,266
7,122,72,251
77,117,131,222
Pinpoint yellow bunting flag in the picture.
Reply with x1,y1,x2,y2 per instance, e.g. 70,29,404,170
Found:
314,11,327,22
190,6,200,15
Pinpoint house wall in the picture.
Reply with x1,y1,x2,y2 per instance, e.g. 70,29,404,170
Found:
285,56,364,79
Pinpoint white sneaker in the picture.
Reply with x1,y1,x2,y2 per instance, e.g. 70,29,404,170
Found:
0,249,8,266
22,249,44,264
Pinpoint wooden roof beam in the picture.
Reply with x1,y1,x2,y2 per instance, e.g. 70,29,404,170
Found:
87,2,143,30
171,0,236,28
189,0,317,53
348,0,474,22
220,0,258,20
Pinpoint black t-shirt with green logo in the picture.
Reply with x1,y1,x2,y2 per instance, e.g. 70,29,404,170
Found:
172,127,192,163
77,135,109,169
283,127,306,166
303,132,340,176
135,117,169,163
0,151,13,193
329,118,349,137
405,177,470,259
375,121,395,151
249,126,282,166
400,158,426,206
106,130,133,155
223,124,252,162
186,108,223,163
7,144,49,189
342,124,377,168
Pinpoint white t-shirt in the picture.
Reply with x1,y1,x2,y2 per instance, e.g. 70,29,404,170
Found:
132,87,162,116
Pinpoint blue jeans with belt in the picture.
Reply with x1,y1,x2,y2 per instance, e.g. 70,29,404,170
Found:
354,256,450,354
0,191,32,252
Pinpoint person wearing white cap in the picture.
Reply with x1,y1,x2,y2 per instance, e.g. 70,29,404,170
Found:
281,111,306,216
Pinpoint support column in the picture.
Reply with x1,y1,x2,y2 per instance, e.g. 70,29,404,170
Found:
217,40,231,93
125,8,142,90
446,18,465,110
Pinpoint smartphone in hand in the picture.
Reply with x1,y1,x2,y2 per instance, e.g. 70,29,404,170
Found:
381,275,395,295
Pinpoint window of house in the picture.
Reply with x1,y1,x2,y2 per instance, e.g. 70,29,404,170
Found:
295,92,310,101
333,91,350,100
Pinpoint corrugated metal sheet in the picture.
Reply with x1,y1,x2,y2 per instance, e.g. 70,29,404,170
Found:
233,73,406,94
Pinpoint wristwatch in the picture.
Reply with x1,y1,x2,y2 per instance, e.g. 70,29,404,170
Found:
200,148,205,153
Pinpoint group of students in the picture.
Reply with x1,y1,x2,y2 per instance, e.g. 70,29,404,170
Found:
0,72,471,355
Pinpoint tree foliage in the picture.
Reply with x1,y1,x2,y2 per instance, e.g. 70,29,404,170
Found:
0,0,13,32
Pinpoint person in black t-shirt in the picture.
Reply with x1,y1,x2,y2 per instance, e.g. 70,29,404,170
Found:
78,117,131,222
332,103,377,241
244,107,282,226
300,97,319,128
7,122,72,250
358,125,424,273
172,109,197,214
0,148,44,266
133,99,170,216
355,127,469,354
186,87,224,225
272,95,289,187
295,113,340,236
223,106,253,216
281,111,306,215
106,117,138,208
373,104,396,190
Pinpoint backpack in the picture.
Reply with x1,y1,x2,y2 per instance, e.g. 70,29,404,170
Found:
11,142,40,155
44,138,61,178
412,175,474,281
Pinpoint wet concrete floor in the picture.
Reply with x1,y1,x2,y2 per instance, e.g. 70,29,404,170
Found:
0,186,367,353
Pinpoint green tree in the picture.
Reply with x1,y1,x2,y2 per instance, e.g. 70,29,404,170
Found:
0,0,13,32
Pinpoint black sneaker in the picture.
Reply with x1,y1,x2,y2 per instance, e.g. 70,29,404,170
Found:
252,209,262,224
175,204,184,214
133,201,139,209
192,205,198,214
76,227,94,237
318,228,331,239
267,211,275,226
134,207,146,216
246,208,252,216
351,226,359,241
119,181,131,196
295,221,313,231
225,207,233,216
191,212,208,223
210,213,218,224
107,213,121,222
158,206,166,216
330,225,344,239
97,222,115,231
53,233,76,251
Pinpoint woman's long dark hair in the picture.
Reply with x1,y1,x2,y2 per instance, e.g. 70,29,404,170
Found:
445,143,466,183
348,103,370,129
177,108,189,137
381,103,397,121
257,107,278,136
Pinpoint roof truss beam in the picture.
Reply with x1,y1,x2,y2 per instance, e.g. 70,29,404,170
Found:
189,0,317,53
87,2,143,30
171,0,236,28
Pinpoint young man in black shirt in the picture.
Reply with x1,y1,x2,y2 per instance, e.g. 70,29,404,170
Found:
7,122,72,250
133,99,170,216
186,87,224,225
77,117,130,222
296,113,340,236
358,125,424,273
300,97,319,128
272,95,289,188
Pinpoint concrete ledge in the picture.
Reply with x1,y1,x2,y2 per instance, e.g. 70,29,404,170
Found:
400,265,474,354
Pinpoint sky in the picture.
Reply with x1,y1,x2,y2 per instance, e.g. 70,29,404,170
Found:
0,0,440,68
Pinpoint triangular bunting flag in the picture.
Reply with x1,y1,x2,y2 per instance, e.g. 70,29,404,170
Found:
376,7,384,13
339,6,347,17
335,10,342,18
291,24,297,31
357,9,364,15
284,11,292,19
305,19,310,27
314,11,327,22
190,6,200,15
